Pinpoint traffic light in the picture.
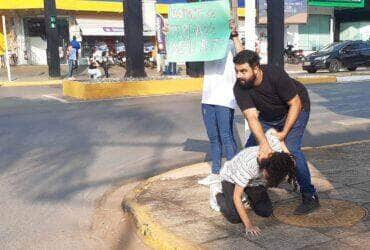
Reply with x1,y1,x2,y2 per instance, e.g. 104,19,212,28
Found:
44,0,61,77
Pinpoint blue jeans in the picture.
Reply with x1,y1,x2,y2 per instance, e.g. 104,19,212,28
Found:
245,110,316,195
68,59,74,77
202,104,237,174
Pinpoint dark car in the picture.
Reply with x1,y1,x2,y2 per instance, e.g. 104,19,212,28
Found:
302,41,370,73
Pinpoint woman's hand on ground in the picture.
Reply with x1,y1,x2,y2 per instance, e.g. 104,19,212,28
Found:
245,225,262,236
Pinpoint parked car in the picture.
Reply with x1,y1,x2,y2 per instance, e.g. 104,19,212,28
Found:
302,41,370,73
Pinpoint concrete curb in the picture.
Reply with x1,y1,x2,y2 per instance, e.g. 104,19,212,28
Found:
122,172,201,250
336,75,370,83
63,75,343,100
0,80,62,87
63,78,203,100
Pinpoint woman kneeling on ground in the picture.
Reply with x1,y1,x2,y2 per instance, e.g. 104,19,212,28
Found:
210,129,297,236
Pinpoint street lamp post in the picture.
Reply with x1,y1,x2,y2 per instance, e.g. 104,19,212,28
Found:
267,0,284,69
123,0,146,78
44,0,61,77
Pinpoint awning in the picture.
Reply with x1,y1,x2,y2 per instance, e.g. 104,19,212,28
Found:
76,18,155,37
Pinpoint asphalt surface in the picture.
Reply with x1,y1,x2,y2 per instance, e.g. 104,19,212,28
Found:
0,81,370,249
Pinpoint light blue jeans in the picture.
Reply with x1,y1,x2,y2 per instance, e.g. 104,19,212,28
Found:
68,59,74,77
202,104,237,174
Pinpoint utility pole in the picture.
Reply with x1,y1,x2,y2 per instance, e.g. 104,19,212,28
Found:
244,0,256,51
230,0,238,26
267,0,284,69
44,0,61,77
123,0,146,78
2,16,11,81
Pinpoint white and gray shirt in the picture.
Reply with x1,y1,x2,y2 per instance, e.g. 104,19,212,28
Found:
220,129,282,188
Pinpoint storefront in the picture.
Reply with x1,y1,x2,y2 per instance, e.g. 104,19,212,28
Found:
335,0,370,41
0,0,156,65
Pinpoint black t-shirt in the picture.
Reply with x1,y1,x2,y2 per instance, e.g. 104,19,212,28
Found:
233,66,310,122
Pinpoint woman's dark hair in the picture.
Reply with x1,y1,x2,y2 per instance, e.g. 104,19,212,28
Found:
233,50,260,68
259,152,296,188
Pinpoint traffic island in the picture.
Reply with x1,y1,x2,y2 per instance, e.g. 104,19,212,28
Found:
122,142,370,249
62,75,343,101
62,77,203,100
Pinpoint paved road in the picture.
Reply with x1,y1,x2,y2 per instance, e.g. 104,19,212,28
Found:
0,81,370,249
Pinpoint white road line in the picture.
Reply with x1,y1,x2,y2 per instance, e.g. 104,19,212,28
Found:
66,92,201,103
333,119,370,126
42,94,69,103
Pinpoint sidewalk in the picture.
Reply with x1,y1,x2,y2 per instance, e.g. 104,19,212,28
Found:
0,64,185,86
2,64,370,86
123,141,370,249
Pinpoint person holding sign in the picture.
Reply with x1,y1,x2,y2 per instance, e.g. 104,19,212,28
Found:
229,24,319,216
164,1,240,211
197,39,238,190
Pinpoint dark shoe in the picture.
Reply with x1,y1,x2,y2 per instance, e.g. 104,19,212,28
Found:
293,193,320,215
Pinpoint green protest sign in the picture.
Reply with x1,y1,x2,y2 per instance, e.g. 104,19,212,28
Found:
166,0,231,62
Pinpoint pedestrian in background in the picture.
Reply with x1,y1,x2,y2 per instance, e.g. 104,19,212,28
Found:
70,36,80,70
66,44,77,80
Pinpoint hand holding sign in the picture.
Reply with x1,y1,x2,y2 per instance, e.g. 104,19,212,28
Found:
166,0,231,62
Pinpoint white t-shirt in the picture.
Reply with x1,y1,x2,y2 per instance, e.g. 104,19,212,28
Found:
201,41,237,109
220,129,282,188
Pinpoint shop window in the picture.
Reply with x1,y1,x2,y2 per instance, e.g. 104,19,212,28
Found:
24,18,46,39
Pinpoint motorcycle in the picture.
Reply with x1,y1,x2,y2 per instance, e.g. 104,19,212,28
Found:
284,45,304,65
113,42,126,67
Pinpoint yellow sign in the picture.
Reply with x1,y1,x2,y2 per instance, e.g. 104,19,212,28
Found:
0,1,245,16
0,0,123,12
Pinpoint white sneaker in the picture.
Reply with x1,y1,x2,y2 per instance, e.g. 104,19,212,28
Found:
210,182,222,212
198,174,220,186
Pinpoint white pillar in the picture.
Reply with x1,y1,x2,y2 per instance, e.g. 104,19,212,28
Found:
330,14,335,43
243,0,257,142
2,15,11,82
244,0,257,51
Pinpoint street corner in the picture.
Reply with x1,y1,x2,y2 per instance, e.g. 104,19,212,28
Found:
123,142,370,249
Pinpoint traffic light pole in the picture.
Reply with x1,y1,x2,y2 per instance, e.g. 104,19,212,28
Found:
44,0,61,77
267,0,284,69
123,0,146,78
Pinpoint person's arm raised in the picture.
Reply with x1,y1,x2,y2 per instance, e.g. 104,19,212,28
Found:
229,19,244,53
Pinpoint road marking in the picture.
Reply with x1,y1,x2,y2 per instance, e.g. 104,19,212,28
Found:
333,118,370,126
42,94,69,103
303,139,370,151
65,92,200,104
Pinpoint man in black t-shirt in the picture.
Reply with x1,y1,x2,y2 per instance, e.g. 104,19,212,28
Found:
232,50,319,216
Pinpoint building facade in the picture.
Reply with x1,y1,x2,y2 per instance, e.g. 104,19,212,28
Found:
0,0,156,65
1,0,367,66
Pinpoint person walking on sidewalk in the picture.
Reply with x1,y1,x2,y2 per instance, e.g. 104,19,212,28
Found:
230,24,319,214
66,44,77,80
197,38,238,187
